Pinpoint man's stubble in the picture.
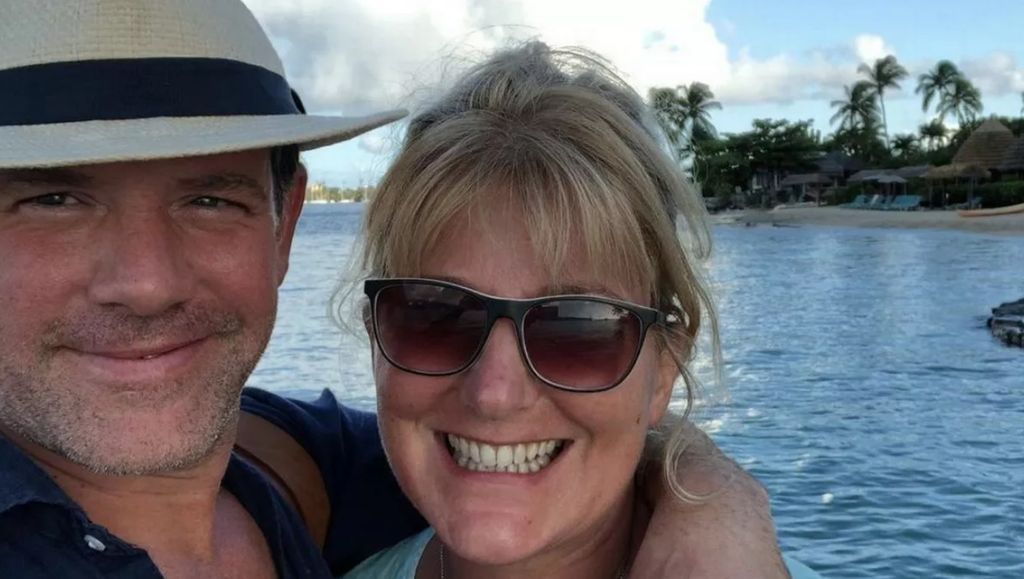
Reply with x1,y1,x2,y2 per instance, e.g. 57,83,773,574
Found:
0,304,275,476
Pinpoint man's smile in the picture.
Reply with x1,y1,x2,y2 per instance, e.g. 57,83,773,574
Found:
61,337,211,384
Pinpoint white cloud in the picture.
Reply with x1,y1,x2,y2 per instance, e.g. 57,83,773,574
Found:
960,52,1024,97
241,2,907,114
244,0,732,114
853,34,895,64
356,133,390,154
715,47,858,105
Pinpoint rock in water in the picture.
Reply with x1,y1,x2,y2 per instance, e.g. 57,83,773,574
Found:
988,298,1024,347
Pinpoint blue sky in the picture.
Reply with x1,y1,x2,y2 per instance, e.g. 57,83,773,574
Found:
706,0,1024,133
247,0,1024,186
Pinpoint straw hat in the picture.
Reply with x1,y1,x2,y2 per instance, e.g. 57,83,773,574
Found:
0,0,406,169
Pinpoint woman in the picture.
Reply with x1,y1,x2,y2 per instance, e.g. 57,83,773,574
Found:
345,43,818,578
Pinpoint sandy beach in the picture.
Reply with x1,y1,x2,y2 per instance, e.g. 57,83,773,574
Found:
719,206,1024,236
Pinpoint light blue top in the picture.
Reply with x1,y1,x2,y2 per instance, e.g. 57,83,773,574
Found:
343,528,823,578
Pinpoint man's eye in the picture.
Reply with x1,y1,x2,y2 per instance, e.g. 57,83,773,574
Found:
191,196,240,209
25,193,79,207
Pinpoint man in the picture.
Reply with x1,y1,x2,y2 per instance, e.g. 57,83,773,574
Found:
0,0,788,577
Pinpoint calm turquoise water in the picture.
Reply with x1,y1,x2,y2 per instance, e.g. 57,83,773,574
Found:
251,204,1024,578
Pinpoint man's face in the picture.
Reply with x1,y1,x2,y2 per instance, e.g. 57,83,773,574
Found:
0,150,304,475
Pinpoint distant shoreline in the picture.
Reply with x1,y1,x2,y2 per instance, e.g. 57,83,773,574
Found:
717,206,1024,236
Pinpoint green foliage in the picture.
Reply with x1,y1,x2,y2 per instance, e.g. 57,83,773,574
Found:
647,82,721,166
917,60,962,116
649,87,686,153
939,77,983,125
858,56,909,95
699,118,821,198
915,60,983,125
858,55,909,146
946,118,982,150
1002,115,1024,136
942,180,1024,207
658,60,998,205
830,80,879,131
891,133,920,161
918,119,948,151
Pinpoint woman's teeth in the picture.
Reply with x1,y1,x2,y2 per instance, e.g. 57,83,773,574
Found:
446,434,564,474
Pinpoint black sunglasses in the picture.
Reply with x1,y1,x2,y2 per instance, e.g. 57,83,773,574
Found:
363,278,667,392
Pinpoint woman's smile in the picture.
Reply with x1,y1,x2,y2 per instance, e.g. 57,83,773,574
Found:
443,432,567,474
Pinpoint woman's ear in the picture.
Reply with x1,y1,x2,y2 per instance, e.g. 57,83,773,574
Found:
362,302,378,362
362,301,373,336
648,347,678,427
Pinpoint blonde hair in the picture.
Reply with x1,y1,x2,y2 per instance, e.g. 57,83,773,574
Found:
359,42,720,503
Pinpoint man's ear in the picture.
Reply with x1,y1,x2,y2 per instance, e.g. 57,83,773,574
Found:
648,347,678,428
275,163,308,286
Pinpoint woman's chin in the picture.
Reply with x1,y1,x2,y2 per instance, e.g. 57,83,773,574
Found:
441,519,550,566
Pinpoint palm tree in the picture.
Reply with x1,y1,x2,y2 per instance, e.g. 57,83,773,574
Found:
830,80,879,131
1019,92,1024,135
649,86,685,152
938,77,983,126
919,119,948,151
676,82,722,142
891,133,920,160
858,55,909,148
648,82,721,159
916,60,962,120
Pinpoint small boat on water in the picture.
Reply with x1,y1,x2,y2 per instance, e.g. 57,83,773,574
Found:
958,202,1024,218
958,202,1024,219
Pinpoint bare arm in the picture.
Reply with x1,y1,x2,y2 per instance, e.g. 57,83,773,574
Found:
629,418,789,579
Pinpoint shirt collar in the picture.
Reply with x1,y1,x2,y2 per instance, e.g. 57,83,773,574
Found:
0,433,77,514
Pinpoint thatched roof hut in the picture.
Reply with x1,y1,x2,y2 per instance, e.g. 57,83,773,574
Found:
998,137,1024,172
952,118,1016,170
923,163,991,180
894,165,933,179
847,169,890,183
779,173,832,187
846,166,932,184
815,151,864,178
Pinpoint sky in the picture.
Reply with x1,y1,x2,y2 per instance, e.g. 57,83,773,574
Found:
243,0,1024,186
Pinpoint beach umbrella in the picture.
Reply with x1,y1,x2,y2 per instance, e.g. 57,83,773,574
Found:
876,175,907,198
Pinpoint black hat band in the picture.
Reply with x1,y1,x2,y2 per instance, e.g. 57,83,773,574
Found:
0,57,303,126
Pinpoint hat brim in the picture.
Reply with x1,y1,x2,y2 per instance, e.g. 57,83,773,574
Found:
0,110,406,169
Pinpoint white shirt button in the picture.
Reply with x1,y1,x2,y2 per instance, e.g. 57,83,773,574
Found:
84,534,106,552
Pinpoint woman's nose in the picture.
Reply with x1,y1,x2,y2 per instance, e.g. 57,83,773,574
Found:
459,319,542,419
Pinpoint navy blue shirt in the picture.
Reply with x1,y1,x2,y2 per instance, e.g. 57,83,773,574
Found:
0,388,425,578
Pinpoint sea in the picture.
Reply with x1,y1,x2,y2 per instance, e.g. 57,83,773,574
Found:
251,203,1024,579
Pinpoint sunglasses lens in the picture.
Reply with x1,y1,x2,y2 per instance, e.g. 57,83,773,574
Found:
374,283,488,374
523,300,643,391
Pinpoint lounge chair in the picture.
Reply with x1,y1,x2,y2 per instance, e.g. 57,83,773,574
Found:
865,194,885,210
953,197,983,210
841,194,868,209
882,195,904,210
887,195,921,211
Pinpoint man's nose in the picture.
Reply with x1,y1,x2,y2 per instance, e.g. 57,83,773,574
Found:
87,209,195,316
459,319,542,419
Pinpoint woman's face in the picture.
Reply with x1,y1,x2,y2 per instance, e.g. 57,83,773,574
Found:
373,203,676,565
